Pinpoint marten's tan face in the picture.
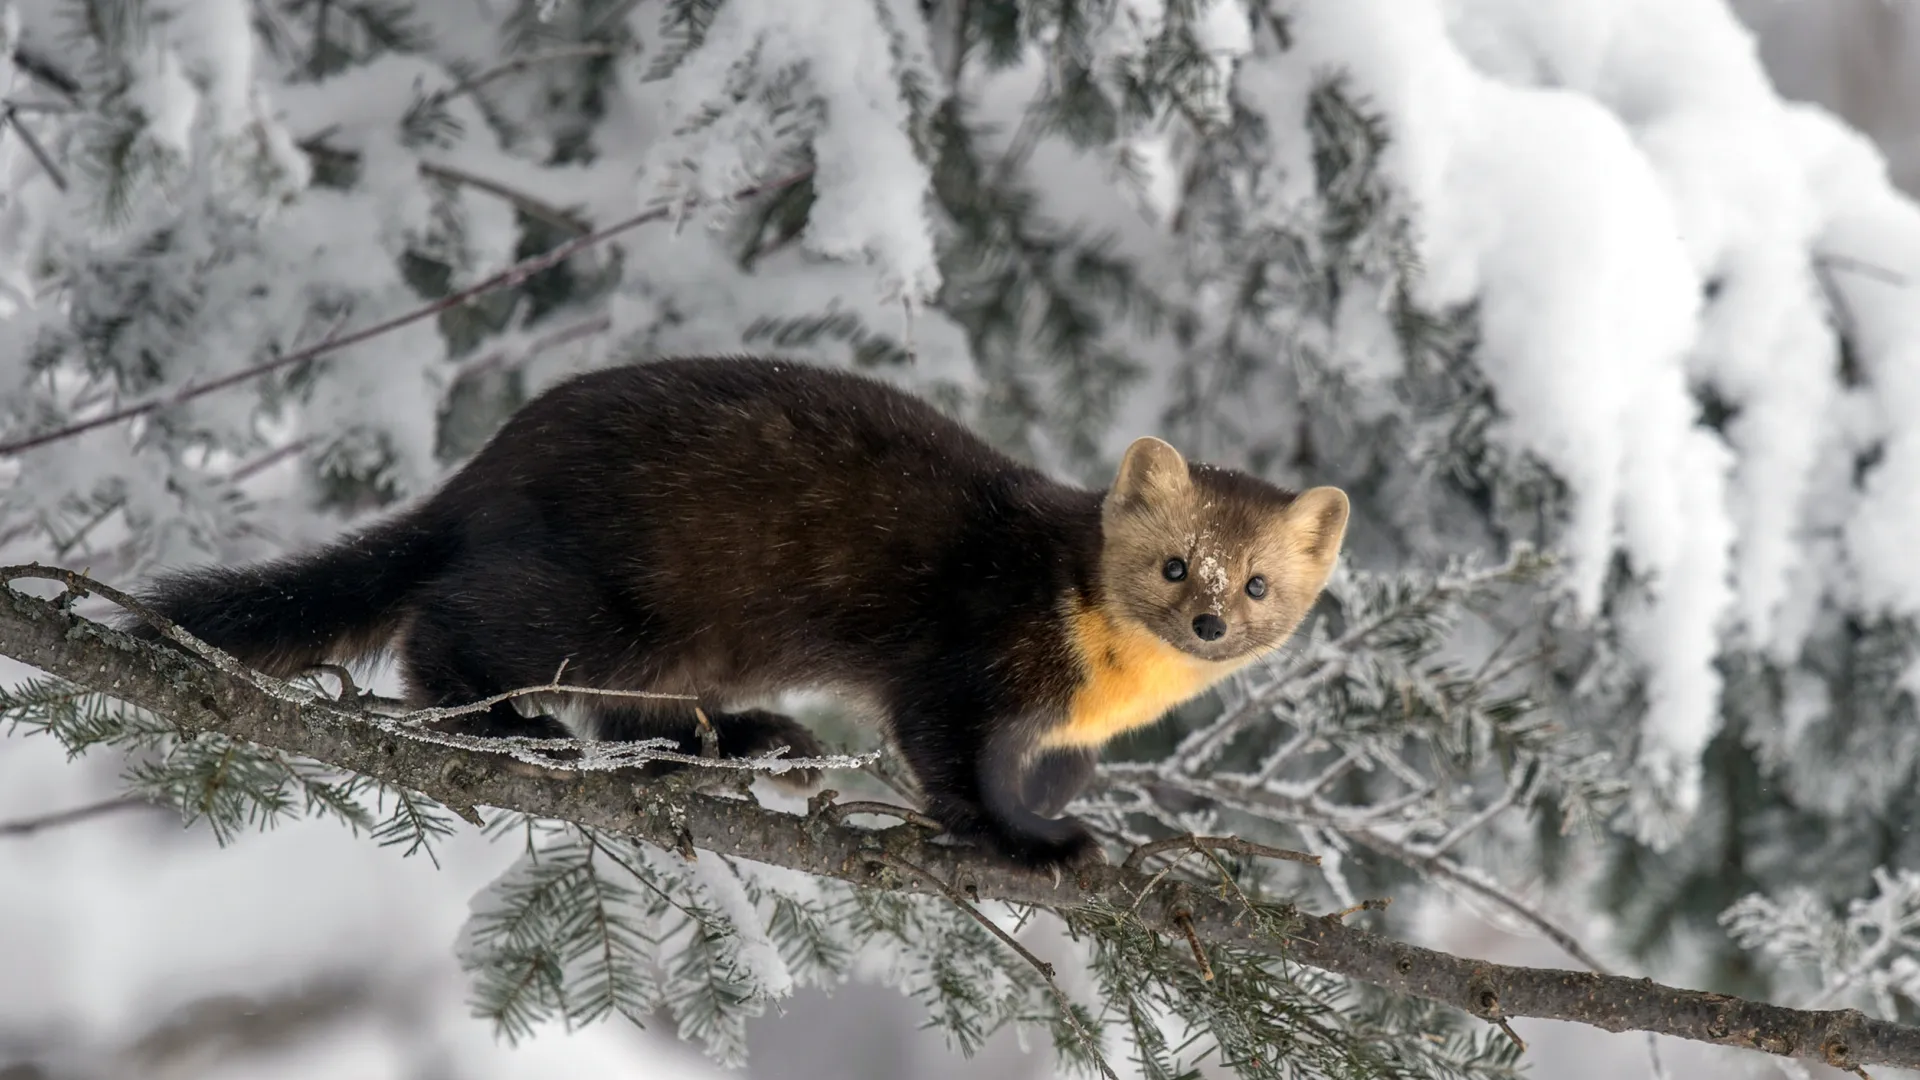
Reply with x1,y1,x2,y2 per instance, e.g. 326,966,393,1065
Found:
1098,437,1350,664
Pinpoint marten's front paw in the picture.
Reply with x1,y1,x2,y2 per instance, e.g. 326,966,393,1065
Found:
991,817,1107,875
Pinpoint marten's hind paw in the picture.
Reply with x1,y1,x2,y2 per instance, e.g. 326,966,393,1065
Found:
989,818,1107,876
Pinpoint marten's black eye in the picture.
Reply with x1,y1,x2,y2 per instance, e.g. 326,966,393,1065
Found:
1246,575,1268,599
1163,558,1188,582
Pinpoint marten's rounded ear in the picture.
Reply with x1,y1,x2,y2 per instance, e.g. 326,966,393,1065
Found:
1110,436,1190,506
1285,487,1351,591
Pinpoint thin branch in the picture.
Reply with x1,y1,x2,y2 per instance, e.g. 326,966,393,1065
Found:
297,134,595,235
8,47,81,101
448,313,613,386
2,107,69,191
817,796,944,832
1815,252,1908,288
1120,768,1614,973
395,680,697,723
0,795,153,838
430,44,633,107
1172,908,1215,982
228,436,317,482
0,167,817,459
1426,765,1530,858
2,579,1919,1074
0,98,74,113
1121,833,1320,874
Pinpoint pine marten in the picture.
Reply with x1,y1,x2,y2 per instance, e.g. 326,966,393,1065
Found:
123,356,1349,870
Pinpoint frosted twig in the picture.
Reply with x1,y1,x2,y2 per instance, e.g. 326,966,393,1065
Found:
1103,762,1618,976
1251,724,1318,783
876,851,1117,1080
1427,763,1533,857
1170,655,1347,771
1304,748,1362,796
0,795,152,838
392,681,696,726
0,167,818,458
1120,833,1319,873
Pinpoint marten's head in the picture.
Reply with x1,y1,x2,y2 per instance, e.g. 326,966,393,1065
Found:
1098,437,1349,664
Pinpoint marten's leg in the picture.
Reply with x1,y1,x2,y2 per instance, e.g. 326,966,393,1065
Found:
1019,746,1098,819
885,694,1101,871
400,552,630,744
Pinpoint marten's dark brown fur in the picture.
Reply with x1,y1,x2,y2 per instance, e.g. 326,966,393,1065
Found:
124,356,1349,870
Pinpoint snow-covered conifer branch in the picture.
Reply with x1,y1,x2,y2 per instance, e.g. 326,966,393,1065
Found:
4,570,1919,1075
0,167,816,460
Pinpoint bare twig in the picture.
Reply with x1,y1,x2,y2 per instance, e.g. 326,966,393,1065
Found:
227,436,317,482
418,160,593,235
821,799,945,832
692,706,719,759
1330,898,1391,921
1172,907,1215,982
1815,252,1908,288
429,44,633,108
301,662,363,701
0,795,153,838
294,134,595,235
0,167,817,459
2,107,68,191
9,46,81,101
448,313,613,386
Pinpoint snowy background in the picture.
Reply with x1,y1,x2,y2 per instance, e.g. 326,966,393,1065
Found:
8,0,1920,1076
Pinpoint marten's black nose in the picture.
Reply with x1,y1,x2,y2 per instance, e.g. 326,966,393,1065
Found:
1192,613,1227,641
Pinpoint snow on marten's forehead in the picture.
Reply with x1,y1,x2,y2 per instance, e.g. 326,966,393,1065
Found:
1174,465,1303,598
1181,500,1245,604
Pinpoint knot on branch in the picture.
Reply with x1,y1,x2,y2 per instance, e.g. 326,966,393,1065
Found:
1821,1009,1874,1072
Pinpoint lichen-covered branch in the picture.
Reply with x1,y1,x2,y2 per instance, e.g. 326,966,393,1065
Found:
2,576,1917,1074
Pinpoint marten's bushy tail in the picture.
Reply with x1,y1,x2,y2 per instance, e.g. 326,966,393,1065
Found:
122,509,454,677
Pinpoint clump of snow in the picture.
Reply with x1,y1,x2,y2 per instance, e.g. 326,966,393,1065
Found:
634,0,943,303
667,849,795,1002
1217,0,1920,838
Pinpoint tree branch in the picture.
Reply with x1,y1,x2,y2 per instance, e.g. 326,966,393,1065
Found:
0,795,154,837
0,167,815,459
1,575,1917,1074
